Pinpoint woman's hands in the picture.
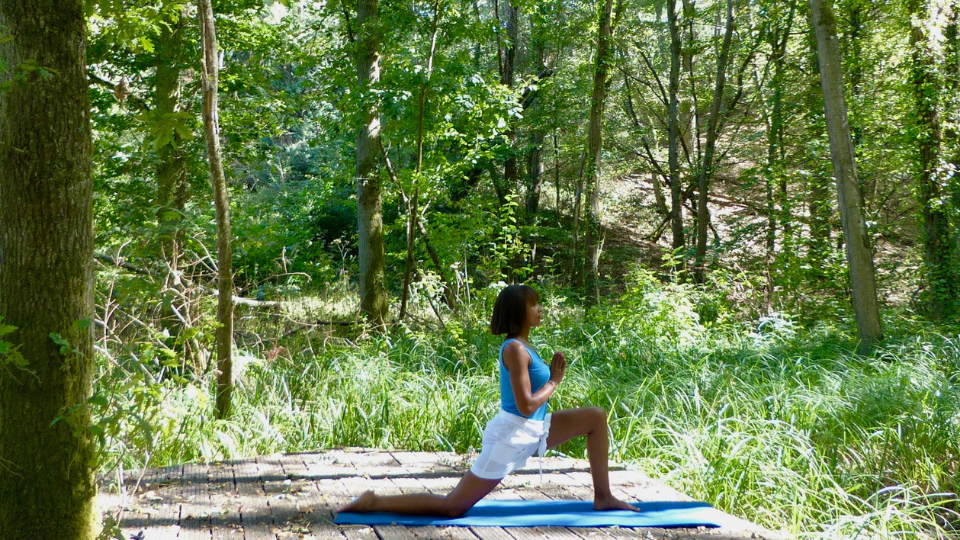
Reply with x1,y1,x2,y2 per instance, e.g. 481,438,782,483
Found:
550,351,567,385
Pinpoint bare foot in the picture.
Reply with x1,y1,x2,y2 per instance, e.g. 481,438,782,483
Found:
594,496,640,512
339,490,376,513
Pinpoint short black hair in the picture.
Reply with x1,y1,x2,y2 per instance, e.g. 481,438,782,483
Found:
490,285,540,336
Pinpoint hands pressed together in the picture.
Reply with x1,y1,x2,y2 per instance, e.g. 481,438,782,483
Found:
549,351,567,387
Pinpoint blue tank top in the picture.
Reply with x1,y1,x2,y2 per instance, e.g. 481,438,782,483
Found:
499,339,551,420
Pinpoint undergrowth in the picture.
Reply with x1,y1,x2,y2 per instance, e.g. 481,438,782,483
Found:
93,272,960,539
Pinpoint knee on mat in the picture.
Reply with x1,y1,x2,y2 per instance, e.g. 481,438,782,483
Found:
443,504,470,518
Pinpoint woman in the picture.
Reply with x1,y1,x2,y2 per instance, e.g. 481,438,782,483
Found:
338,285,638,517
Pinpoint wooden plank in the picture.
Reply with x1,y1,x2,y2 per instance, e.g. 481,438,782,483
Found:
233,458,275,540
341,525,378,540
467,525,516,540
180,462,212,540
302,452,366,480
138,463,184,539
209,461,244,540
259,454,305,539
376,524,419,540
284,454,347,540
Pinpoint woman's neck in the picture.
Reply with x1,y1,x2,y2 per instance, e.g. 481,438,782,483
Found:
507,328,531,343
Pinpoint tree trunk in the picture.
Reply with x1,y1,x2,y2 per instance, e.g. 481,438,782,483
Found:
803,4,833,278
499,0,519,197
527,131,546,216
356,0,389,327
155,10,193,360
908,0,959,319
667,0,686,270
583,0,619,296
809,0,883,347
845,1,865,148
0,0,96,537
947,4,959,229
772,1,797,249
198,0,235,418
400,0,441,319
155,10,190,262
679,0,696,168
525,38,547,218
693,0,734,283
382,151,458,311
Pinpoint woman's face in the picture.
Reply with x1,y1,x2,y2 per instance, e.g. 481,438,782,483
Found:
525,301,544,328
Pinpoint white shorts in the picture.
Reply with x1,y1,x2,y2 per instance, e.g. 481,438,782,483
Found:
470,409,553,480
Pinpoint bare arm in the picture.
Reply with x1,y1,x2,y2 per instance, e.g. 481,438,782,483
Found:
503,341,566,417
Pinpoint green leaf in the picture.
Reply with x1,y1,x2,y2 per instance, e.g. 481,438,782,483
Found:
50,333,73,355
87,394,109,407
0,324,17,337
9,352,28,368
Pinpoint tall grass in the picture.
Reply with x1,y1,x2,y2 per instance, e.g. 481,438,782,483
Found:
93,277,960,538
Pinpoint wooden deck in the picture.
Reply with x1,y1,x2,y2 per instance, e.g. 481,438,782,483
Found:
98,449,782,540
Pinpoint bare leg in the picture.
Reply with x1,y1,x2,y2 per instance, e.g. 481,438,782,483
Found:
338,471,501,517
546,407,639,511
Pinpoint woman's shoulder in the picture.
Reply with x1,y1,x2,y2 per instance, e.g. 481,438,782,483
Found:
501,339,531,363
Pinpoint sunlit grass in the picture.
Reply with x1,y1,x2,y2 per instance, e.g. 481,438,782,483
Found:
93,281,960,539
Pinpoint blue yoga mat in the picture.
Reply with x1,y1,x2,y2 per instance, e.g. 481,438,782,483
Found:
335,499,738,528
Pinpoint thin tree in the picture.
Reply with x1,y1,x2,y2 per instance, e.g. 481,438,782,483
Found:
947,4,959,227
399,0,442,319
809,0,883,346
693,0,734,283
0,0,97,537
497,0,520,202
155,6,195,360
582,0,621,297
356,0,389,327
156,6,190,263
198,0,235,418
803,4,834,278
908,0,959,319
525,28,548,218
667,0,686,269
763,0,799,258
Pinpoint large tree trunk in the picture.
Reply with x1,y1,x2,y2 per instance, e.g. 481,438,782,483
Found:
693,0,734,283
667,0,686,269
0,0,96,537
908,0,959,319
198,0,235,418
583,0,619,295
356,0,389,327
809,0,883,346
